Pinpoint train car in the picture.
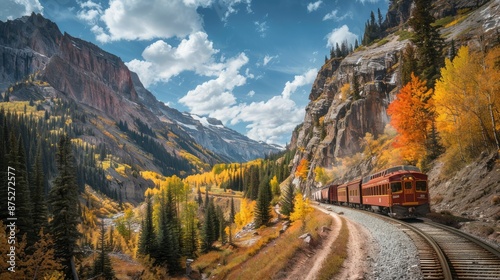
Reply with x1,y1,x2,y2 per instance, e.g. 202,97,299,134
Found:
327,184,339,204
312,188,322,202
361,165,429,218
337,183,348,206
321,187,330,203
346,179,362,206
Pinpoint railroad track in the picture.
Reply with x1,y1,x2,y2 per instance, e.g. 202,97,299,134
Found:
320,204,500,279
379,215,500,279
406,220,500,280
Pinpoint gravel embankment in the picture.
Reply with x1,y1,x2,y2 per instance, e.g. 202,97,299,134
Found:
319,203,423,280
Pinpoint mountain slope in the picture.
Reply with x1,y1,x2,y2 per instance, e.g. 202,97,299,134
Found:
0,13,279,202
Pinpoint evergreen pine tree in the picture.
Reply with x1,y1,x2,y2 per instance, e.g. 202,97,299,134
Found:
11,135,35,244
281,182,295,216
254,179,271,227
157,186,181,273
408,0,444,87
48,135,80,279
138,195,156,257
425,120,445,163
377,8,383,28
209,198,219,243
401,44,418,86
201,196,216,252
197,185,203,205
216,206,226,244
92,221,115,280
182,202,198,258
448,39,457,61
31,144,48,240
230,197,236,224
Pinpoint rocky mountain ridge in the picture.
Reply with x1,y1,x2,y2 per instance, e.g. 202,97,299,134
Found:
0,13,279,202
0,13,278,164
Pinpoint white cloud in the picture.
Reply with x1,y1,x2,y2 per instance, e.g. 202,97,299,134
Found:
326,25,358,49
77,0,209,43
98,0,205,42
263,55,276,66
219,0,252,21
182,0,213,6
247,90,255,97
0,0,43,21
254,21,268,37
126,32,221,87
323,9,353,21
307,1,322,13
178,53,249,115
218,96,305,144
77,0,102,24
358,0,380,3
203,68,317,145
281,68,317,99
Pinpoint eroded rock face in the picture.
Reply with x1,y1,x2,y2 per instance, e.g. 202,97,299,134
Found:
289,37,407,192
0,13,60,90
43,33,138,118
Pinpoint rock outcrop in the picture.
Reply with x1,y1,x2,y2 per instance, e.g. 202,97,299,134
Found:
43,33,138,119
0,13,60,90
290,35,406,192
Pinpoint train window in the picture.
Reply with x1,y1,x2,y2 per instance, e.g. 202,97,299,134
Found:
405,182,412,189
416,181,427,191
391,182,402,193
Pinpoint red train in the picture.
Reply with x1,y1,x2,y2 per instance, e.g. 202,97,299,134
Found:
313,165,430,219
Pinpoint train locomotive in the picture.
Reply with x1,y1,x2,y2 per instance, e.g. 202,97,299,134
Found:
314,165,430,219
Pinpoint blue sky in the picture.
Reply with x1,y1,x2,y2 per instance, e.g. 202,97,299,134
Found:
2,0,389,145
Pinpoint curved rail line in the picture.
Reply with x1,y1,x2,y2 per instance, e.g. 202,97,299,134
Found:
396,221,452,279
319,203,500,279
407,220,500,280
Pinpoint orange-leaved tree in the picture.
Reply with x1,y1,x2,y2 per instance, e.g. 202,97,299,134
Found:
387,73,434,166
295,158,310,180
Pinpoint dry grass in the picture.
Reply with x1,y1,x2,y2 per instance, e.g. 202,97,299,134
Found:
110,254,144,280
193,209,333,279
315,217,348,280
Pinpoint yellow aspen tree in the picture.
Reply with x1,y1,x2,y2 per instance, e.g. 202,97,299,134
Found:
434,46,500,164
290,193,313,225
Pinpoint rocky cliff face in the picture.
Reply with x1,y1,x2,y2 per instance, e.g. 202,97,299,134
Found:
288,0,500,193
289,35,406,191
43,33,138,118
0,13,60,90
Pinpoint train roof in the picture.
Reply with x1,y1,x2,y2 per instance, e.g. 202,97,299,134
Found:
362,165,421,184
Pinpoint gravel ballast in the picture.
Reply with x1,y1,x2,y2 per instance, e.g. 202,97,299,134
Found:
320,203,424,280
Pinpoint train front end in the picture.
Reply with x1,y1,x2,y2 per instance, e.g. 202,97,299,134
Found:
389,168,430,219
